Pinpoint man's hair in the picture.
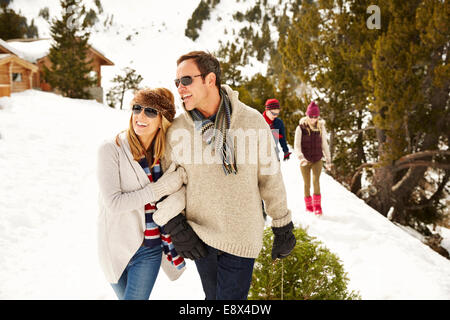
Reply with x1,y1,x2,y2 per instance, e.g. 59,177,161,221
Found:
177,51,221,89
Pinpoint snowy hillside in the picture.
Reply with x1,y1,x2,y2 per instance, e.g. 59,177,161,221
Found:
2,0,449,300
8,0,268,107
1,90,449,299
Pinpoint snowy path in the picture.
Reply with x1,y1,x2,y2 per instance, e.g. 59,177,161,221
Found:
283,158,450,299
0,91,449,299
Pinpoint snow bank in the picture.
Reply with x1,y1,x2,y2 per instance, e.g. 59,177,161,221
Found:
0,90,449,300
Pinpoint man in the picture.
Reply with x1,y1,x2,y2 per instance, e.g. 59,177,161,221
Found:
161,51,296,300
262,98,292,161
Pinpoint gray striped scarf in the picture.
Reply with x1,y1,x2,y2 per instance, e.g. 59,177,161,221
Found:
189,89,237,175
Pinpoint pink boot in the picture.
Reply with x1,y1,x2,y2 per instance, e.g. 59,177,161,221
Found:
313,194,322,215
304,196,314,213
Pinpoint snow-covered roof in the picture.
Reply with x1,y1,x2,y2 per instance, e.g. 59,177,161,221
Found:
0,53,12,60
0,53,39,71
6,38,53,63
6,38,113,65
0,38,22,56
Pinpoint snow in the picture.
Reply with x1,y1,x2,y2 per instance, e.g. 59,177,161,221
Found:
0,53,12,60
6,39,53,63
1,0,449,300
0,38,22,56
7,0,271,106
0,90,202,299
0,90,449,300
283,158,450,299
441,228,450,254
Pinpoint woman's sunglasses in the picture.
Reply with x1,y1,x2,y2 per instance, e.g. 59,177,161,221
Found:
174,74,204,88
132,104,158,118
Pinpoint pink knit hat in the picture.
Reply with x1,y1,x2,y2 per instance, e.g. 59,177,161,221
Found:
306,101,320,117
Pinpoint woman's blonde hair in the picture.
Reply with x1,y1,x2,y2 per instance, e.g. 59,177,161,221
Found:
300,116,323,136
116,87,175,168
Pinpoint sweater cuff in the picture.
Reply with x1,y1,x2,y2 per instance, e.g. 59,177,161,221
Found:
148,181,168,202
153,210,179,227
270,209,292,228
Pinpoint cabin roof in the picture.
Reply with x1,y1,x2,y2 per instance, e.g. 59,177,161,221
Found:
0,54,39,72
5,38,114,66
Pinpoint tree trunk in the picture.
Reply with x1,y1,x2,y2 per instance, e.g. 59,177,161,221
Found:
351,111,367,194
119,85,125,110
367,164,395,217
366,128,392,215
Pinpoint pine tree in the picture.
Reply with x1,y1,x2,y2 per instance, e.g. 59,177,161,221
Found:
38,7,50,21
215,41,245,87
106,67,143,109
216,0,449,243
0,0,39,39
249,227,360,300
278,0,380,191
366,0,450,226
235,73,276,113
185,0,210,41
43,0,96,99
277,0,450,235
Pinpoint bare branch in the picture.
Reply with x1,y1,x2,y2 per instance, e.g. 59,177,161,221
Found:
395,150,450,166
405,171,450,210
350,162,378,189
393,161,450,172
350,150,449,195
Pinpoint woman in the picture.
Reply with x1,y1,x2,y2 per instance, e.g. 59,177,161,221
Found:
96,87,187,300
294,101,332,216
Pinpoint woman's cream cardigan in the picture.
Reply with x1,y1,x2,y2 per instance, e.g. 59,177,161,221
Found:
96,132,185,283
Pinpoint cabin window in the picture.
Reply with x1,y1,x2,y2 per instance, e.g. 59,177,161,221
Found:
12,73,22,82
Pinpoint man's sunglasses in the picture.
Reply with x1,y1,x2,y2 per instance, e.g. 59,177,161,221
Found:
132,104,159,118
308,115,319,119
174,74,204,88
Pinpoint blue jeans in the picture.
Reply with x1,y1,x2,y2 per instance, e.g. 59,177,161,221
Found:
111,245,162,300
194,244,255,300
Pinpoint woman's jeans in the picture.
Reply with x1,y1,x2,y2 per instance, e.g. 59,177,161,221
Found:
111,245,162,300
300,159,322,197
194,244,255,300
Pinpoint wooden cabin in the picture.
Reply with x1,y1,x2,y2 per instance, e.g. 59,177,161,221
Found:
1,38,114,102
0,40,39,97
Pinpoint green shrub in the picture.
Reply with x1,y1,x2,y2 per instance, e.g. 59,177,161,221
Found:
249,227,361,300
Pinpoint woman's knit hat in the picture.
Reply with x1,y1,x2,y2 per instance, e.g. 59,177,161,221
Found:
265,98,280,110
130,88,176,122
306,101,320,117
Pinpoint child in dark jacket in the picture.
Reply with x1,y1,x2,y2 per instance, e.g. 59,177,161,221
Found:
262,98,292,161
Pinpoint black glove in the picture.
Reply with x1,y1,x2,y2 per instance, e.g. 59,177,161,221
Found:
164,214,208,260
271,221,296,260
283,152,291,161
